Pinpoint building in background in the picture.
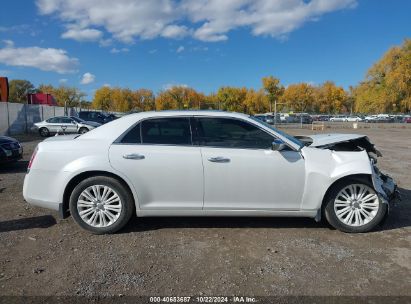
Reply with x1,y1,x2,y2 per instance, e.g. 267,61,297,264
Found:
27,93,57,106
0,77,9,102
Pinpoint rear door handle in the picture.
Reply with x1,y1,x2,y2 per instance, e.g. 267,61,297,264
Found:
123,153,145,160
208,156,230,163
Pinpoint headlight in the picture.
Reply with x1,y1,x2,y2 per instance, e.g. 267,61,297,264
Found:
0,147,12,157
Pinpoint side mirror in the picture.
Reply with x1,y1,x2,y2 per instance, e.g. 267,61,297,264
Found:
272,139,286,151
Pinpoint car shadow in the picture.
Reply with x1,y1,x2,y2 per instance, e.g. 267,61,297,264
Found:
0,160,29,174
378,187,411,231
121,187,411,234
121,215,328,234
0,215,57,233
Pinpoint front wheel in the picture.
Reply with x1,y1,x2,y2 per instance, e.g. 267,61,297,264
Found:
324,180,387,233
78,127,89,134
69,176,134,234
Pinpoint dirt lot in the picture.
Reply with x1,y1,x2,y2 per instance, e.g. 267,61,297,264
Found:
0,128,410,298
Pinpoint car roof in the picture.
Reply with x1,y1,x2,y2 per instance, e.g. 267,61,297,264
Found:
79,110,303,150
125,110,250,119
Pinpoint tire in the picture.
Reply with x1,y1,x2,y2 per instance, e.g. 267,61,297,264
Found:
69,176,134,234
79,127,89,134
324,179,387,233
39,127,50,137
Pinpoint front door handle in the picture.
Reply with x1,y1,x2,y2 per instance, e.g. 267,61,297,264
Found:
208,156,230,163
123,153,145,160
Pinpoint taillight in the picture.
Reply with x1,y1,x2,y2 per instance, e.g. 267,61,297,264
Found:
27,146,38,172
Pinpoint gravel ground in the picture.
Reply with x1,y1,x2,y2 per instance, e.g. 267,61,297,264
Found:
0,128,410,298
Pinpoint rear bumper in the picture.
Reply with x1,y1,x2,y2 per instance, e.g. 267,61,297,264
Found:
23,169,69,213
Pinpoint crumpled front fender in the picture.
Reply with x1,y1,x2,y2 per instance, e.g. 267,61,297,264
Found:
371,163,400,207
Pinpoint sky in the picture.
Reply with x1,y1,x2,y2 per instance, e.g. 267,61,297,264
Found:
0,0,410,100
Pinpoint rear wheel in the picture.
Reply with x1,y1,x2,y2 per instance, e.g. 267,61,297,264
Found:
69,176,134,234
324,179,387,233
39,127,50,137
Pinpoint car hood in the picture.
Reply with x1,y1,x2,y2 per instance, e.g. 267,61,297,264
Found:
0,136,18,144
302,134,366,147
82,121,101,127
296,133,382,157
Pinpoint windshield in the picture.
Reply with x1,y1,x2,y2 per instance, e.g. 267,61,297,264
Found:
249,116,304,149
71,117,86,123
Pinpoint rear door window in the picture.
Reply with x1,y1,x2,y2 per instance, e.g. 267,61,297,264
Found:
141,117,192,145
121,123,141,144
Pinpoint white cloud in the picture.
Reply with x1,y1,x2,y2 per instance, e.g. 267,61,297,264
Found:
59,78,68,84
36,0,357,43
163,83,188,90
61,26,103,42
80,72,95,84
3,40,14,47
161,25,189,39
0,41,79,74
176,46,184,53
110,47,129,54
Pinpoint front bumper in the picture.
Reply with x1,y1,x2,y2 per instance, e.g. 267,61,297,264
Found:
0,147,23,163
371,165,400,205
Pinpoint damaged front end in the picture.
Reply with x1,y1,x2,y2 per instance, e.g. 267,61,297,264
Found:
371,162,400,206
297,133,400,206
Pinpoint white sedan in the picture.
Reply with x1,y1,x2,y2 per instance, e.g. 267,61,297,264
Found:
34,116,101,137
23,111,397,234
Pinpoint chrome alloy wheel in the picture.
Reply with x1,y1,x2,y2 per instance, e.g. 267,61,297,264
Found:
334,184,379,227
77,185,122,227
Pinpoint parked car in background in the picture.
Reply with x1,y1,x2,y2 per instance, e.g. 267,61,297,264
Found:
280,113,298,123
346,116,363,122
365,114,394,123
0,136,23,164
403,116,411,123
79,111,117,124
295,113,313,124
24,111,398,234
254,114,274,124
34,116,101,137
329,115,349,122
70,116,101,128
311,115,330,122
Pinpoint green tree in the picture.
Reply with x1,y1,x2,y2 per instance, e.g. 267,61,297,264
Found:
9,79,35,103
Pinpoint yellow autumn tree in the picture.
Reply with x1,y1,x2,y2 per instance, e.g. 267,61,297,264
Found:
314,82,348,114
155,86,205,110
92,86,112,111
280,83,315,112
354,39,411,113
216,86,248,112
262,76,284,112
244,89,269,114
